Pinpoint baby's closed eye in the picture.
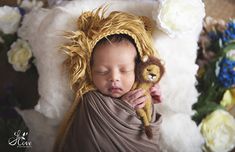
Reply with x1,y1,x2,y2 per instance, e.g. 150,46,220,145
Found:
94,69,109,75
120,68,134,73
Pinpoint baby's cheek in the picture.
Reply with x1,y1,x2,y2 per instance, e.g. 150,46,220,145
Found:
120,73,135,97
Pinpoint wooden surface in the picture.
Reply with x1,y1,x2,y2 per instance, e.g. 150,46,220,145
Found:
204,0,235,19
0,0,235,17
0,0,17,6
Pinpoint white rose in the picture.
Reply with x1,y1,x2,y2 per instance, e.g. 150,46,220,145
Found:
19,0,44,12
226,49,235,61
0,6,21,34
153,0,205,37
199,109,235,152
7,39,32,72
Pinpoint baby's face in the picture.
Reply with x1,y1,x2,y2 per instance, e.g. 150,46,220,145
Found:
91,41,137,98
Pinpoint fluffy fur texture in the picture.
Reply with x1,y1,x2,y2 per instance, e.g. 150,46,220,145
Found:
17,0,204,151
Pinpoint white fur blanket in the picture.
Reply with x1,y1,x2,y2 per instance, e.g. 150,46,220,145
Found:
17,0,205,151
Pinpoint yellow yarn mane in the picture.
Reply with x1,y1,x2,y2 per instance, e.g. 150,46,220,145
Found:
54,6,160,152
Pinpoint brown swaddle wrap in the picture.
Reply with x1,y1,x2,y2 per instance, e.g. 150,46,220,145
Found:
62,91,161,152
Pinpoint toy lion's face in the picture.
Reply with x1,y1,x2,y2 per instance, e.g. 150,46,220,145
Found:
142,64,160,83
135,56,164,84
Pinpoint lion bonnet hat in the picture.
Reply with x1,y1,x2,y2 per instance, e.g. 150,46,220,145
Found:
63,7,161,100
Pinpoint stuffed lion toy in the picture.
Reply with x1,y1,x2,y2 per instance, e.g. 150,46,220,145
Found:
134,55,164,139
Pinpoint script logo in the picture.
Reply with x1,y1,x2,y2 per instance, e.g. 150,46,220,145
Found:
8,130,32,148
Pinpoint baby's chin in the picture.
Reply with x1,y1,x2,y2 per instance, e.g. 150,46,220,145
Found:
102,91,125,98
109,93,123,98
106,88,126,98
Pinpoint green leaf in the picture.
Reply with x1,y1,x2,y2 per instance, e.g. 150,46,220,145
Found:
1,34,17,48
223,42,235,54
192,102,224,125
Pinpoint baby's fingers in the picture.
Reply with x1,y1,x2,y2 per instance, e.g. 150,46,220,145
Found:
150,84,160,93
133,96,146,109
129,89,145,102
122,89,144,103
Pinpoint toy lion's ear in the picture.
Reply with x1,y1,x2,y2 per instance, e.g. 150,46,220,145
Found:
139,16,154,34
142,55,149,62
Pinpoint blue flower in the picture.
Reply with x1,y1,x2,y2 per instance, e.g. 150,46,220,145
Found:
218,58,235,87
222,21,235,44
17,7,26,16
218,57,235,88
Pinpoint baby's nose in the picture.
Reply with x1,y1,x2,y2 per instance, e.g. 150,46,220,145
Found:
109,70,120,82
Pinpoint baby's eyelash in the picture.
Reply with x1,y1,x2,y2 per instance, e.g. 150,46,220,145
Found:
120,69,133,72
95,70,109,74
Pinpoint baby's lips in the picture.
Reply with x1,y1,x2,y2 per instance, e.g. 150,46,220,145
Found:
110,86,122,90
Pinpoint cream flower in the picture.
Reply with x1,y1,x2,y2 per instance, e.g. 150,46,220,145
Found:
153,0,205,37
199,109,235,152
7,39,32,72
220,88,235,108
0,6,21,34
226,49,235,61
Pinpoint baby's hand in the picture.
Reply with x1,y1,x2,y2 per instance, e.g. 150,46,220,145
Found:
149,84,162,104
121,89,146,109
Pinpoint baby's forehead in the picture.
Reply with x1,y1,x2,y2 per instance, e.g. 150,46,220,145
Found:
93,40,137,56
91,42,137,66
